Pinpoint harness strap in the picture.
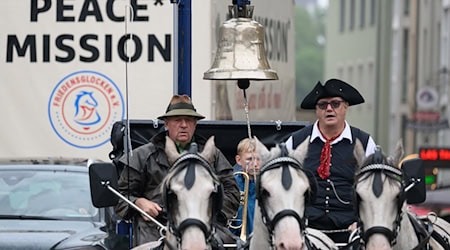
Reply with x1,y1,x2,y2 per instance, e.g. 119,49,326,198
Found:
162,238,177,250
409,212,433,250
211,232,226,250
177,218,210,238
363,226,395,245
304,229,336,250
431,230,450,250
421,215,450,250
319,228,351,233
416,213,450,250
270,209,304,232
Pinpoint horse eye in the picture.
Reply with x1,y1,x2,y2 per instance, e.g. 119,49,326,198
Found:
261,189,271,198
168,193,178,204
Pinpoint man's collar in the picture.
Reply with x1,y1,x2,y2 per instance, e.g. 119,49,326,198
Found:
175,136,195,153
310,120,352,144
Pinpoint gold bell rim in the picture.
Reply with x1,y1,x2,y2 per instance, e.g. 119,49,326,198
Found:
203,69,279,81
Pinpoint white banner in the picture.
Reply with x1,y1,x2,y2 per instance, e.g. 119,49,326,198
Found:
0,0,174,160
0,0,295,161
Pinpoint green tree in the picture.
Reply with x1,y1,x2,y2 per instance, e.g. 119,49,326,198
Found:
295,5,326,108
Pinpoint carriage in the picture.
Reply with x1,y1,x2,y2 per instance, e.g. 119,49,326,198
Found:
89,119,450,250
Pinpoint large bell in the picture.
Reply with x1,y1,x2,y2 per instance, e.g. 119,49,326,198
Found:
203,4,278,81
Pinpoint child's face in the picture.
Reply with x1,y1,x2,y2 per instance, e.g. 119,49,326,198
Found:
238,151,261,177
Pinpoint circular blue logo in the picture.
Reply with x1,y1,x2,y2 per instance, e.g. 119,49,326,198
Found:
48,70,124,148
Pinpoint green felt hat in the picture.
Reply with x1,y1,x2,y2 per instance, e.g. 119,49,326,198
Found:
158,95,205,120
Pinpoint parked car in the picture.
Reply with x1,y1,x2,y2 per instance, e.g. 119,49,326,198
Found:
0,158,129,250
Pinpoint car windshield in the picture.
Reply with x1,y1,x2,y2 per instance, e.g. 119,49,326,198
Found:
0,168,99,220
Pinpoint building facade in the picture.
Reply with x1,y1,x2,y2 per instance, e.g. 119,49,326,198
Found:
325,0,450,155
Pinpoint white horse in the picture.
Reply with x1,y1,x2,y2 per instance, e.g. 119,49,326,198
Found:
353,140,450,250
133,136,224,250
249,137,337,250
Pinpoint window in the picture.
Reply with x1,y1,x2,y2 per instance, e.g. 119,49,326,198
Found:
370,0,376,26
360,0,365,28
443,8,449,69
350,0,355,30
404,0,410,16
340,0,346,32
401,28,410,103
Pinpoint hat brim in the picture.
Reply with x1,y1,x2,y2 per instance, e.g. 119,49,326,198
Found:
300,79,365,109
157,109,205,120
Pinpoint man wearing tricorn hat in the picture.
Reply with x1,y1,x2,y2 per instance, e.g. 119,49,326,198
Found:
285,79,377,243
115,95,240,246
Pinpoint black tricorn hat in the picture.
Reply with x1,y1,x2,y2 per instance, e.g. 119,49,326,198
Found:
300,79,365,109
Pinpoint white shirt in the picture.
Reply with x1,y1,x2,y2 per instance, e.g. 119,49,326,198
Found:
285,120,377,157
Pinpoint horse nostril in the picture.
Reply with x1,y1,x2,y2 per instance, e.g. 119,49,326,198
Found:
277,241,304,250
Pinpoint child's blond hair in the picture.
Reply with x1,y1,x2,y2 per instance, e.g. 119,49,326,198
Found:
236,138,256,156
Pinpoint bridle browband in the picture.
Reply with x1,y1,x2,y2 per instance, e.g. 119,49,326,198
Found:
355,163,405,247
164,144,222,249
256,144,314,249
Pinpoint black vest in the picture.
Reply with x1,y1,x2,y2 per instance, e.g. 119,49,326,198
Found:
291,125,369,229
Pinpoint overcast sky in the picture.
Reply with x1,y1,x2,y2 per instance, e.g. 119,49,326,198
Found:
318,0,328,7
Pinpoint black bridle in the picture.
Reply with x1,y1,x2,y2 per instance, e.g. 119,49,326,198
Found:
163,143,223,249
355,162,405,247
255,144,315,249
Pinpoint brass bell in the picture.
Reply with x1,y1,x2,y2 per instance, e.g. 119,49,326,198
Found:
203,4,278,81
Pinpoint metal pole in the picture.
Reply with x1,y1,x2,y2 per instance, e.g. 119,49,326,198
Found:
407,0,418,154
175,0,192,97
172,1,179,95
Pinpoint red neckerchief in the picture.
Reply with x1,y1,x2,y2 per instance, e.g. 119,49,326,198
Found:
317,127,342,179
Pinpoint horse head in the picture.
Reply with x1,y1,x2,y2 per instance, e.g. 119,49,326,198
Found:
353,139,409,250
162,136,222,250
250,136,322,250
73,90,101,126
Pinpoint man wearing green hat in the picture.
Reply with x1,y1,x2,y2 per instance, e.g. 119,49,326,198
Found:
115,95,240,246
285,79,377,244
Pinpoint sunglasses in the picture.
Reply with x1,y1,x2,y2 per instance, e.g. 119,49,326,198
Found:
316,100,345,110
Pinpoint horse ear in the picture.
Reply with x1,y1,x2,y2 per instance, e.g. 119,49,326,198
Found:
291,135,310,164
387,139,404,168
253,136,270,163
165,136,181,165
200,136,216,164
353,138,366,168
